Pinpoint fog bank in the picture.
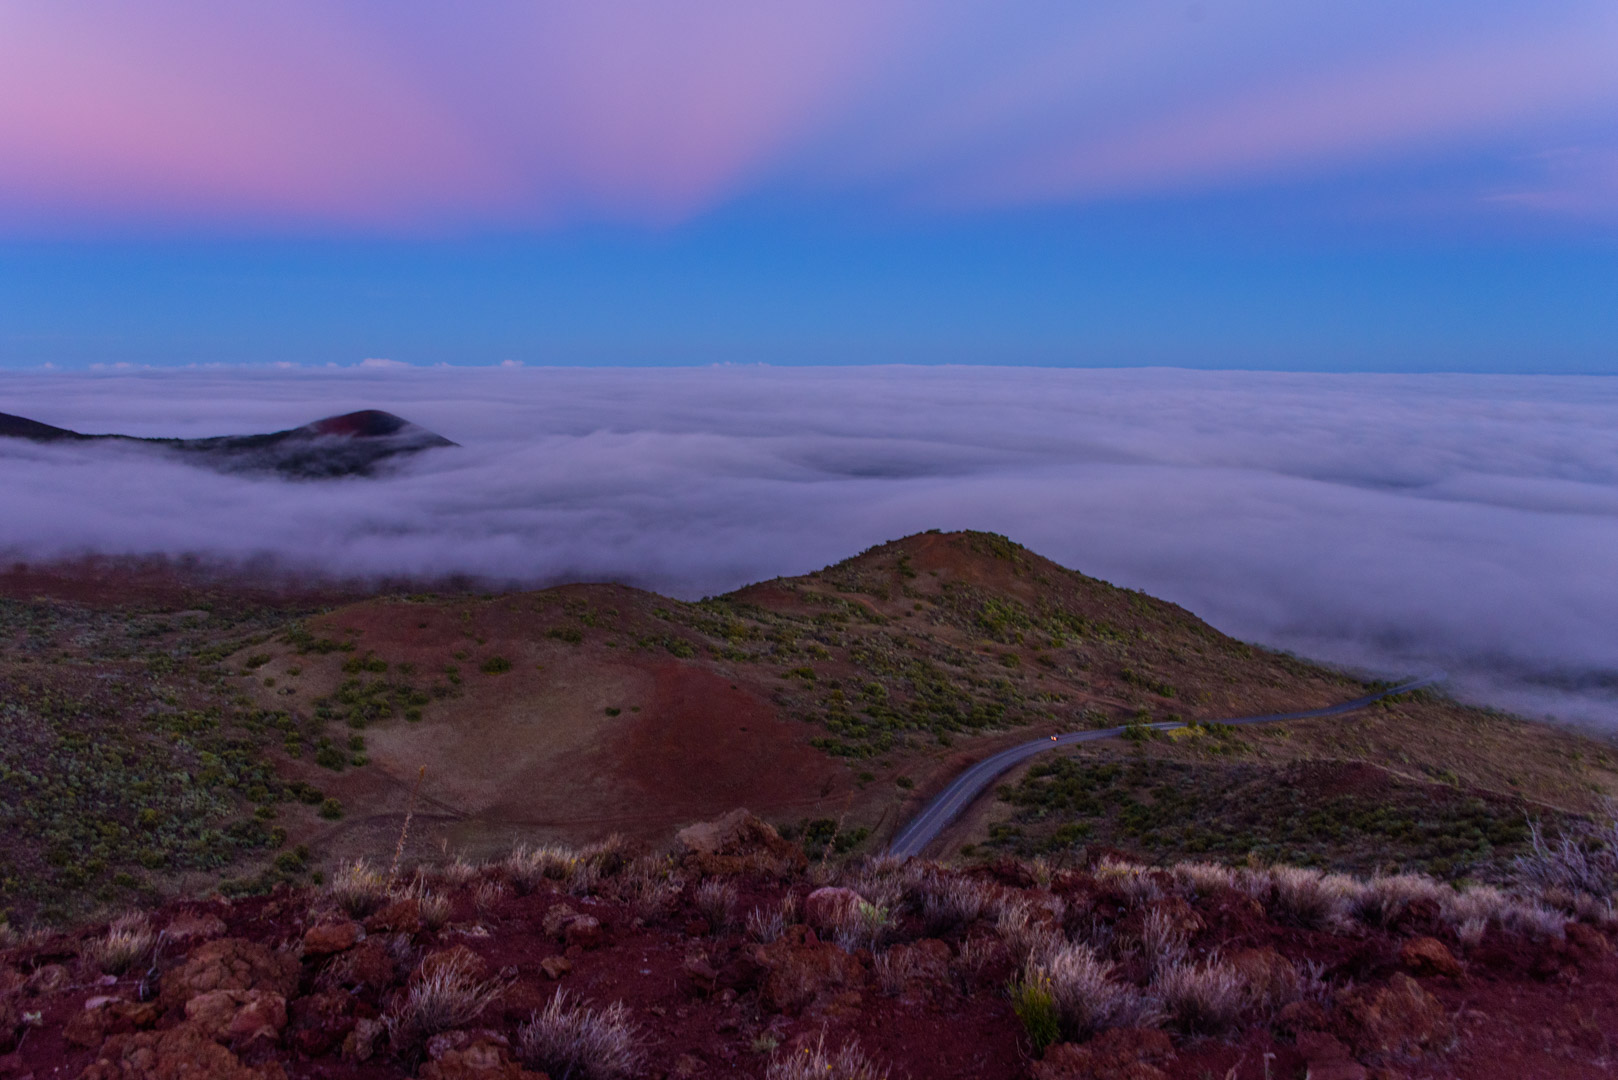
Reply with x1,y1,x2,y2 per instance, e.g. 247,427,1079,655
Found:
3,366,1615,726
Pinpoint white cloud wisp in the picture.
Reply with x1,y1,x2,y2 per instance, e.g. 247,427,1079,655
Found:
2,366,1615,726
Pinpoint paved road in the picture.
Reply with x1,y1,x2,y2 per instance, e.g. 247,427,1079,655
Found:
886,675,1445,859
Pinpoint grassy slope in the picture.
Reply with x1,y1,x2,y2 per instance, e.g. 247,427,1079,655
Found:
1,532,1614,926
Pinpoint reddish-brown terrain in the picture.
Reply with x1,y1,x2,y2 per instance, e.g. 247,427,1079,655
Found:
3,532,1616,1079
1,813,1614,1080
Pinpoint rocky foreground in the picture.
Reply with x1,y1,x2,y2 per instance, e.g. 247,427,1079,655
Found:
1,812,1615,1080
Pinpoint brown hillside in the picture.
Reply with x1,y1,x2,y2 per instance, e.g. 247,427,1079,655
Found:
1,531,1613,927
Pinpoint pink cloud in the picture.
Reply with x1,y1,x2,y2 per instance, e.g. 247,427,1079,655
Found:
0,1,915,231
1,1,1615,231
919,11,1618,206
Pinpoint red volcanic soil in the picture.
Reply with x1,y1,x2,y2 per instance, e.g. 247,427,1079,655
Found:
610,664,845,824
2,824,1615,1080
0,556,371,612
259,584,859,863
304,411,411,439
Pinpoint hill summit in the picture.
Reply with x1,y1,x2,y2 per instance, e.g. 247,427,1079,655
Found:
0,408,455,477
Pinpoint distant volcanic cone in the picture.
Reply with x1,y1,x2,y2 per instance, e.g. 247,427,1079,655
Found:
0,408,456,478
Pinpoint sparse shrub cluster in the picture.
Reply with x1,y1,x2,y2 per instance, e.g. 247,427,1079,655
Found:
992,753,1535,880
766,1033,889,1080
519,991,644,1080
386,949,508,1055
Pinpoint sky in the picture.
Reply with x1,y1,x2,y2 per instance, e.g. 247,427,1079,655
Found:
2,0,1617,370
3,366,1616,726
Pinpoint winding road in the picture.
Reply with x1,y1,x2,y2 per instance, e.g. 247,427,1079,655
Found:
886,675,1445,859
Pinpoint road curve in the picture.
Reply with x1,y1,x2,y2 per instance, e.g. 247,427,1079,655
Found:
886,675,1444,859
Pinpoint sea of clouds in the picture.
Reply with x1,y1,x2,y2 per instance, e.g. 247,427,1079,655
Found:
2,365,1615,727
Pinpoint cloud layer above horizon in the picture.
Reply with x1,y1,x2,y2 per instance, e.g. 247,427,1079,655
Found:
2,367,1615,727
2,0,1616,232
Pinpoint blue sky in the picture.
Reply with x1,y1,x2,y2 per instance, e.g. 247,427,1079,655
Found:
2,1,1616,371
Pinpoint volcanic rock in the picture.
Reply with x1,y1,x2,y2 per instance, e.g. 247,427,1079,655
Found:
1399,937,1463,978
301,921,362,957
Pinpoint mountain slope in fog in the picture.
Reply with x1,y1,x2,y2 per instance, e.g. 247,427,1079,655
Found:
0,408,455,477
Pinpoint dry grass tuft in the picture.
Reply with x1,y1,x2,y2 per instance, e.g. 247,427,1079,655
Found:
993,899,1052,964
518,990,645,1080
418,890,452,931
950,935,999,993
873,948,918,996
920,873,990,935
694,879,738,934
567,859,603,898
620,856,685,921
505,843,578,894
1515,811,1618,911
1095,857,1162,905
1350,873,1445,928
385,949,507,1054
85,914,156,975
580,833,633,877
766,1032,889,1080
1027,938,1158,1039
329,858,390,918
1139,907,1189,974
1264,866,1358,930
440,854,481,888
1152,957,1249,1036
474,879,509,918
828,897,895,953
746,894,797,943
1171,861,1238,898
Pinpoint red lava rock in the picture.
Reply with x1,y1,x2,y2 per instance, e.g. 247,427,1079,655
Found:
496,982,552,1027
682,953,719,995
1031,1027,1176,1080
183,988,287,1048
420,946,492,983
341,1017,386,1063
80,1021,288,1079
24,963,70,996
0,1001,18,1056
1565,921,1613,962
803,887,865,932
62,999,161,1049
667,1052,707,1078
674,809,808,878
364,898,422,935
330,936,398,991
1229,947,1301,1005
158,938,299,1012
880,938,952,1002
1297,1032,1368,1080
539,956,572,980
163,912,228,943
1276,998,1331,1036
1333,972,1452,1064
540,904,578,939
562,915,603,950
301,920,362,957
419,1028,547,1080
1399,937,1463,978
989,857,1038,888
284,990,355,1056
754,937,865,1014
716,949,765,994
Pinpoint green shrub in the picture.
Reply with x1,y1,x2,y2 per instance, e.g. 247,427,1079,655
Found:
1010,975,1061,1053
480,656,513,674
318,798,344,820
